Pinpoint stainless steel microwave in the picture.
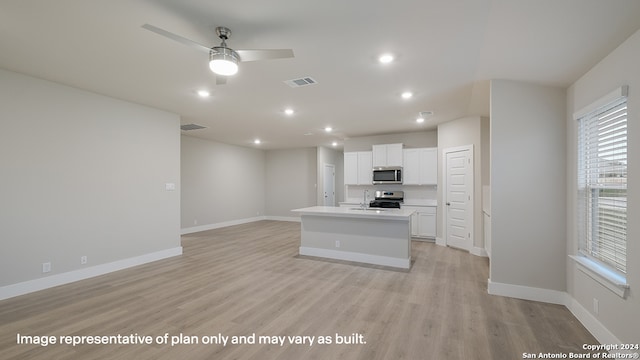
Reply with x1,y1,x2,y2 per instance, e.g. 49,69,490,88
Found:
372,166,402,184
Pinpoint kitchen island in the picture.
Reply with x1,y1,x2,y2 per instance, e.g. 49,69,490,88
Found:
291,206,415,269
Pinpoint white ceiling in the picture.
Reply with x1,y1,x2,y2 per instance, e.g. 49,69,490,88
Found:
1,0,640,149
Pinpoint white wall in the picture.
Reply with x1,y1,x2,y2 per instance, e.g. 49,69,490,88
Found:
344,131,437,152
566,29,640,343
0,69,181,290
489,80,567,294
437,116,490,251
181,135,266,231
265,148,317,218
181,141,320,225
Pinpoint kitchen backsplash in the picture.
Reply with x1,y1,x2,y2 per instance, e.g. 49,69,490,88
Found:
344,184,436,205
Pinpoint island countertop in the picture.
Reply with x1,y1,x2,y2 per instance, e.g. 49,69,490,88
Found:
292,206,415,221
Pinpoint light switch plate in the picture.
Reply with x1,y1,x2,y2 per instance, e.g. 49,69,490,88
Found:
165,183,176,191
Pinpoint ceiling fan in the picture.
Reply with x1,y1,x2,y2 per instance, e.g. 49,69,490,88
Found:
142,24,294,84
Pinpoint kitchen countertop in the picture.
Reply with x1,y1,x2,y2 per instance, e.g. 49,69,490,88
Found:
292,206,415,221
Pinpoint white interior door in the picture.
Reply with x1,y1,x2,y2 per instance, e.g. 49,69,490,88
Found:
444,147,473,251
323,164,335,206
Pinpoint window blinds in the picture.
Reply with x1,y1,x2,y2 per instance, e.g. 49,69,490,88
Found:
577,96,627,274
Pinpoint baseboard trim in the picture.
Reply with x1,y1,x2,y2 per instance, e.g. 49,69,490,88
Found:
299,247,410,269
181,216,266,234
264,216,300,222
434,238,486,257
487,279,567,305
0,246,183,301
470,246,488,257
565,296,622,345
487,279,622,346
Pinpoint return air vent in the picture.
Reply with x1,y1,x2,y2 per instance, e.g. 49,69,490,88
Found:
284,77,318,88
180,124,207,131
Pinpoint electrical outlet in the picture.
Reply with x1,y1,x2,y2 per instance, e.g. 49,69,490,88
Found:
194,219,198,225
81,256,87,265
335,240,340,248
42,262,51,273
593,298,599,315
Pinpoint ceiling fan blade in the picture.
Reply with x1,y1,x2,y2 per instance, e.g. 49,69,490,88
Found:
236,49,294,62
216,76,227,85
142,24,211,53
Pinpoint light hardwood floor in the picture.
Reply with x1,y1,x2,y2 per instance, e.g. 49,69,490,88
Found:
1,220,597,359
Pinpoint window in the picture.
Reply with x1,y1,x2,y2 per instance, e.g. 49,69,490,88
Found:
576,87,627,276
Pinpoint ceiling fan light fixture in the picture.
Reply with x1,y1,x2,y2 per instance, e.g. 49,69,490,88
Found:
209,47,239,76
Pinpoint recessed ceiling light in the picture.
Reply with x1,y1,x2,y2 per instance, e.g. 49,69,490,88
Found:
324,126,333,132
401,91,413,99
332,141,338,147
416,117,425,124
254,139,261,144
284,108,294,115
197,90,210,97
379,53,394,64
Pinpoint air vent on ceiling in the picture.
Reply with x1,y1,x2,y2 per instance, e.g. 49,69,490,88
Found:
284,77,318,88
180,123,207,131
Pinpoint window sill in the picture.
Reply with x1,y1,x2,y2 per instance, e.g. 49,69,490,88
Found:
569,255,629,298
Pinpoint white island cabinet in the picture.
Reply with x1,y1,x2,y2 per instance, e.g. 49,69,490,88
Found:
291,206,415,269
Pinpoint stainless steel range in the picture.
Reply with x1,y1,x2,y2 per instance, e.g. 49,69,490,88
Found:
369,190,404,209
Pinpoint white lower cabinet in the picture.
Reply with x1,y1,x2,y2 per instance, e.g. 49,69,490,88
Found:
404,206,436,239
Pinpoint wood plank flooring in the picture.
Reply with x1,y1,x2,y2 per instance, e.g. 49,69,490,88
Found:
0,220,597,359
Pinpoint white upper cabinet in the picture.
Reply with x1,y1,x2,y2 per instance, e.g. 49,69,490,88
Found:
357,151,373,185
344,152,358,185
372,143,403,167
403,147,437,185
372,145,386,166
344,151,372,185
420,148,437,184
403,149,420,184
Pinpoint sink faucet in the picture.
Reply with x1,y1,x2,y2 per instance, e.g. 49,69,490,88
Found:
361,189,369,209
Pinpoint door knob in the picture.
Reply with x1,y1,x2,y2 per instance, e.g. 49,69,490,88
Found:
446,202,451,206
